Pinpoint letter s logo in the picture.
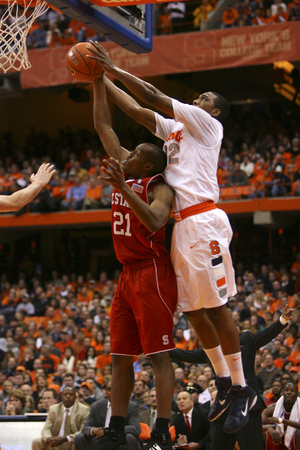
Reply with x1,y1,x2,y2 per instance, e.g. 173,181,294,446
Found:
162,335,169,345
183,32,217,71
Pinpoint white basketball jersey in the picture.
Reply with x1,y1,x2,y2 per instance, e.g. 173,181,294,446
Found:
155,99,223,212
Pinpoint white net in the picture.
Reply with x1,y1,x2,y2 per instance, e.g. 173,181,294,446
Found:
0,0,49,73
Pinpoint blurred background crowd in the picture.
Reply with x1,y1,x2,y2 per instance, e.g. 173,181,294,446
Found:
0,100,299,212
1,256,300,415
0,0,300,52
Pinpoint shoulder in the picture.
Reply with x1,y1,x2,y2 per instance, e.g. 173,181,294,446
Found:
48,403,60,414
174,412,183,423
75,401,90,413
139,409,149,419
128,401,139,412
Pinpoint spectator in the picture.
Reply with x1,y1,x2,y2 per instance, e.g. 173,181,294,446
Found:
27,20,48,49
270,0,287,15
15,293,35,316
61,176,87,210
32,387,90,450
167,2,186,33
157,4,172,35
193,0,214,30
98,180,113,209
240,155,254,178
270,165,292,197
3,388,32,415
74,380,140,450
228,161,248,186
82,176,102,210
221,2,238,28
130,380,148,413
262,382,300,449
174,390,210,449
256,353,281,393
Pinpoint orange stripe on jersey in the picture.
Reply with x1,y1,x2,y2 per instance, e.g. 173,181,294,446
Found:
217,277,226,287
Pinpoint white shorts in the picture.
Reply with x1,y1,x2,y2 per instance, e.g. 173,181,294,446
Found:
171,207,237,311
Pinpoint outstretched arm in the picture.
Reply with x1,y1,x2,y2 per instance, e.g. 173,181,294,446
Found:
88,41,174,118
0,163,55,212
104,77,156,134
93,75,128,163
100,158,174,232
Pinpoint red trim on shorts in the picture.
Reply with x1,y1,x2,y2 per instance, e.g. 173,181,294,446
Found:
173,201,216,222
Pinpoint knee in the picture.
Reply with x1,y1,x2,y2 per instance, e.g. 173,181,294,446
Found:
126,433,139,450
32,437,45,450
74,433,88,450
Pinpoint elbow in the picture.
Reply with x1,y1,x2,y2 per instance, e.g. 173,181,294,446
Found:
148,219,164,234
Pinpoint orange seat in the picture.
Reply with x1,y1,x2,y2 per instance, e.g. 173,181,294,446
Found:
169,425,176,442
139,422,151,441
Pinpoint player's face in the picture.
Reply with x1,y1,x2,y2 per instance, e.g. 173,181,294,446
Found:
283,383,298,403
193,92,217,115
122,144,151,178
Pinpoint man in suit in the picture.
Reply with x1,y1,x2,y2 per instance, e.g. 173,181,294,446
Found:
139,388,176,430
32,387,90,450
170,306,294,450
174,391,210,449
74,381,140,450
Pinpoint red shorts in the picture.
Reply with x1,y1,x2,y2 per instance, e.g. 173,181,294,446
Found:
110,256,177,356
266,432,296,450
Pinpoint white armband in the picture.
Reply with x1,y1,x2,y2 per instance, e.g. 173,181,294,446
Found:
278,418,283,424
280,316,288,325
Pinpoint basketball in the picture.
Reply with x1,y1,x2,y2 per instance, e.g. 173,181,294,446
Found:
66,42,103,82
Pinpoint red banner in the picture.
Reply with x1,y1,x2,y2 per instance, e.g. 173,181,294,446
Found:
92,0,189,4
21,22,300,90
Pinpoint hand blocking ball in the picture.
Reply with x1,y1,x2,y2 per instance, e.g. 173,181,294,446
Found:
66,42,103,82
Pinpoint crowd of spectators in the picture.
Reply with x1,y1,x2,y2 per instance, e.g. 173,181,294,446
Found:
1,0,299,50
1,257,300,417
0,101,299,212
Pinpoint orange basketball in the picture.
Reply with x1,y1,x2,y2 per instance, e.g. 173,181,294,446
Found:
66,42,103,82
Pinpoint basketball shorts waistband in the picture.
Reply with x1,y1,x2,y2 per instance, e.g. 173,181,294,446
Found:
173,201,217,222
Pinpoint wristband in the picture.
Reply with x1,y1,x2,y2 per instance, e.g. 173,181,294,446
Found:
280,316,288,325
278,418,283,424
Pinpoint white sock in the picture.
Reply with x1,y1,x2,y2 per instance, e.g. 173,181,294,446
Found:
204,346,230,378
224,352,246,387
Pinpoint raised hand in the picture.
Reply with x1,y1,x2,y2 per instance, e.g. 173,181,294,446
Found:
30,163,56,187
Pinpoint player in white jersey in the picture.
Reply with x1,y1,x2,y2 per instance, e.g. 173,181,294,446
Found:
88,41,257,438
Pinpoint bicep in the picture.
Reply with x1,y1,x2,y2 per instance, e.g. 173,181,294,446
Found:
149,184,174,220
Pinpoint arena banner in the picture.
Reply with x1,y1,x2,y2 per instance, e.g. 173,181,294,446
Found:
92,0,188,4
21,22,300,89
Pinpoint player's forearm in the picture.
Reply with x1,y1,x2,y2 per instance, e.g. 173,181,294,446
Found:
107,68,173,118
105,78,156,133
118,184,169,233
93,77,112,133
1,182,44,212
94,78,127,161
108,66,161,107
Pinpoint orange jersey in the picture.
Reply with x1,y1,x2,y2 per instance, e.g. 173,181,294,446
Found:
95,354,112,371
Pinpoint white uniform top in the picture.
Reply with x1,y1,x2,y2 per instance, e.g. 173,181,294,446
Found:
155,99,223,212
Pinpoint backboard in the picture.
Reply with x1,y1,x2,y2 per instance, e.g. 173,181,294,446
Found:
47,0,153,53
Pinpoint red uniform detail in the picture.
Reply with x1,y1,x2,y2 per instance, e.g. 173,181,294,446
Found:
110,174,177,356
111,175,169,265
110,256,177,356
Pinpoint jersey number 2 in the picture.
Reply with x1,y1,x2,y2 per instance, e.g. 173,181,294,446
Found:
113,212,132,236
164,143,180,164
